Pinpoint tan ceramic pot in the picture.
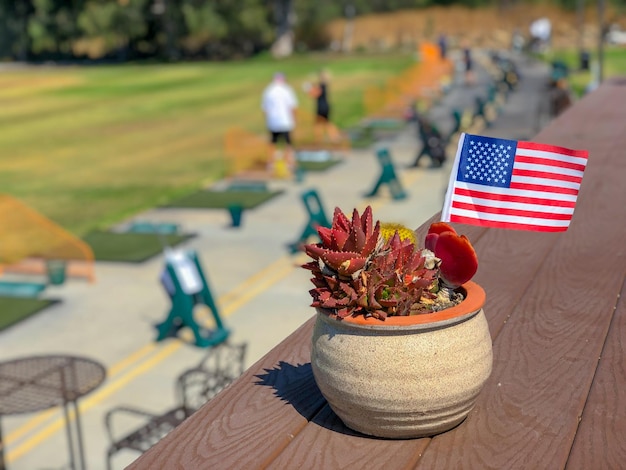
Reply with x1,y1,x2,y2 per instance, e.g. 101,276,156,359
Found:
310,281,492,439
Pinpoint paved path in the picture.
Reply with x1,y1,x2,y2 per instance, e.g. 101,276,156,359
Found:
0,51,551,470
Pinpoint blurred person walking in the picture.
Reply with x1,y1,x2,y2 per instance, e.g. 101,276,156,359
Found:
462,44,474,86
262,72,298,175
304,69,333,143
437,33,448,60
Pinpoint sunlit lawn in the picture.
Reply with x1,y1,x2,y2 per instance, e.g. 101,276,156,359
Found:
0,52,414,235
540,46,626,96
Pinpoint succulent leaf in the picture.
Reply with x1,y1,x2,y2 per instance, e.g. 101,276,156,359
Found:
424,232,439,252
427,221,457,236
320,250,361,270
303,243,326,261
337,257,367,276
351,208,362,233
425,222,457,252
435,232,478,288
361,221,380,256
317,226,333,247
331,228,350,251
362,206,373,239
333,207,350,232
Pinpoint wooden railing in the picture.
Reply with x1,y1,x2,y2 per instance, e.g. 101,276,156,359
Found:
129,79,626,469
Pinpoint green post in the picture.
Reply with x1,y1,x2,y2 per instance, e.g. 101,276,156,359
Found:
228,204,243,227
46,260,67,286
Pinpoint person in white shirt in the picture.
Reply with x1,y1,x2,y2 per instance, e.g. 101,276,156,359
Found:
261,72,298,174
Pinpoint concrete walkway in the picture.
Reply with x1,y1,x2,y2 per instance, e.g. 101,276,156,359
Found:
0,50,551,470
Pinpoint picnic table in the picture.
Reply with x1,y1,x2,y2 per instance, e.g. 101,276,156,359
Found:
127,80,626,469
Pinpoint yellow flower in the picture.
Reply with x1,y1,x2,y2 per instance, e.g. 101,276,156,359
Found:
379,223,416,244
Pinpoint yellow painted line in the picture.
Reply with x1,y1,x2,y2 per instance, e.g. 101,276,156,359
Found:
6,341,182,464
218,256,296,306
220,255,306,318
1,410,56,447
108,343,158,377
4,253,304,464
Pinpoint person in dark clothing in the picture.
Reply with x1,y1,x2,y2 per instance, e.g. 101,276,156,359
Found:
415,114,446,168
463,45,474,86
550,78,572,118
316,75,330,122
406,101,446,168
306,69,333,142
437,34,448,60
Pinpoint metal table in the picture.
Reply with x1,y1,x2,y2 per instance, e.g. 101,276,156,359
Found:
0,355,106,470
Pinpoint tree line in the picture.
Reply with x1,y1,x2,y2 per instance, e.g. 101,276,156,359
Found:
0,0,613,62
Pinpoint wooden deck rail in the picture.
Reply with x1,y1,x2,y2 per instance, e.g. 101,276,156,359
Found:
129,80,626,469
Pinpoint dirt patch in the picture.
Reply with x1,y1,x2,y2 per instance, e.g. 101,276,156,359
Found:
326,5,623,52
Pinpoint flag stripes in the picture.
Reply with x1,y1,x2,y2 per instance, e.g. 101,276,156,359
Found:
442,133,589,231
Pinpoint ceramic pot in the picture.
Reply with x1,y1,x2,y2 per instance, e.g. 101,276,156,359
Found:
310,281,492,439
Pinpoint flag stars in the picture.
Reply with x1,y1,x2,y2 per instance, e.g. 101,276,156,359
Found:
463,136,516,188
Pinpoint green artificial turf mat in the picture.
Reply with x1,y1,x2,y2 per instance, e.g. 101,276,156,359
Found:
363,118,406,129
297,159,342,172
162,189,283,210
347,127,376,149
350,137,376,149
83,231,195,263
0,297,58,332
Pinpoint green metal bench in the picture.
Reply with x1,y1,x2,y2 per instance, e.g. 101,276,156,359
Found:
473,95,495,128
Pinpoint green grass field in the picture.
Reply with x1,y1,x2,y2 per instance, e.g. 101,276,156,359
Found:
540,46,626,96
0,52,414,235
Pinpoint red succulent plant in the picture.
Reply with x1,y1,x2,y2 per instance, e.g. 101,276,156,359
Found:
303,206,479,320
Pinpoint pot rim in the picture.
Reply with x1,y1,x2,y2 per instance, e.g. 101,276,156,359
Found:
320,281,485,328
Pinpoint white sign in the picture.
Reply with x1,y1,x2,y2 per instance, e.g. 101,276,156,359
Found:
160,249,203,295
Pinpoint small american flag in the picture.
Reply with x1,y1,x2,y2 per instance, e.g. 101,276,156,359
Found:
442,133,589,232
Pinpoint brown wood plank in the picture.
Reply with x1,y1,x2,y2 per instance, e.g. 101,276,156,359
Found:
266,406,428,469
128,316,324,469
566,278,626,468
472,229,558,337
413,84,626,468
